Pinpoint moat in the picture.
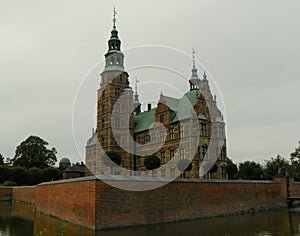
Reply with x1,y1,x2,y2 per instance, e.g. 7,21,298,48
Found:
1,202,300,236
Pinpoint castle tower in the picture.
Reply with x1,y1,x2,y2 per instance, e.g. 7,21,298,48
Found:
96,8,134,172
189,48,201,91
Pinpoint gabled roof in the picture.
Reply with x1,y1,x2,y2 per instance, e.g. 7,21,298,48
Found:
133,90,206,133
63,164,86,173
86,132,97,147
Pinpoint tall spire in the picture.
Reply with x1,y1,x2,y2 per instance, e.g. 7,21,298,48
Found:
102,7,125,73
134,77,140,102
189,48,200,91
113,6,117,29
133,77,141,114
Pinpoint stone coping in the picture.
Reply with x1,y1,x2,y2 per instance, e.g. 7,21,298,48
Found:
36,175,278,186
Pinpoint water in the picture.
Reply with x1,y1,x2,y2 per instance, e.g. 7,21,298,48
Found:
1,202,300,236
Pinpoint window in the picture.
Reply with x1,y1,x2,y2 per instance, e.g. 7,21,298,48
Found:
169,128,174,140
161,151,166,163
102,104,105,114
170,167,175,178
101,118,105,129
151,132,156,143
179,125,185,138
145,170,148,177
161,168,166,178
160,129,165,142
115,87,120,97
180,147,185,160
115,102,120,112
101,136,105,146
170,150,175,161
102,91,105,99
144,133,149,143
115,117,120,128
160,114,164,123
152,169,157,177
197,146,201,158
202,146,208,159
200,123,207,136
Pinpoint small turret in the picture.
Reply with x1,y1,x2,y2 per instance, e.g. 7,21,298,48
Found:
189,48,201,91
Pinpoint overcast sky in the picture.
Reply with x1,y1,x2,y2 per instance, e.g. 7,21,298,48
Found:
1,0,299,165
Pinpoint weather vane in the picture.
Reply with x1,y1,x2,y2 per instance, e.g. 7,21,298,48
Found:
113,6,117,28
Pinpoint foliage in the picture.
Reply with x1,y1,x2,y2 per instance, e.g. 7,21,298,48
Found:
2,181,17,186
237,161,264,180
264,155,290,180
26,167,42,185
144,155,160,170
224,158,238,179
13,136,57,169
36,229,47,236
177,159,192,173
0,166,62,186
103,151,122,166
0,154,4,165
41,167,61,182
0,165,10,183
290,143,300,180
10,166,27,185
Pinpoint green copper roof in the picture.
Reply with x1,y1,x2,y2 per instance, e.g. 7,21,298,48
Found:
133,90,205,133
60,157,71,164
134,108,156,133
183,90,198,106
102,65,126,73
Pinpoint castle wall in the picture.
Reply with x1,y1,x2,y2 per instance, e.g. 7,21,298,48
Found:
0,187,12,201
12,186,35,204
0,177,290,230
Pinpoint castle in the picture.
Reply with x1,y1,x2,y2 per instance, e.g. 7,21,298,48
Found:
86,10,228,179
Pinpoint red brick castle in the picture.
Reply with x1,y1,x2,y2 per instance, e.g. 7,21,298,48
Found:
86,10,228,179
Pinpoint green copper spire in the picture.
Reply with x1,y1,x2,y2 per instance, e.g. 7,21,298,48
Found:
103,7,125,73
189,48,200,91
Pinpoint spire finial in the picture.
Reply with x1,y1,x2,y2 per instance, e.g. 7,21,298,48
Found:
192,48,196,68
203,70,207,80
135,77,139,95
113,6,117,28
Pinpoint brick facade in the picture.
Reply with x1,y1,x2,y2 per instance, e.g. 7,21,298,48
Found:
85,15,228,180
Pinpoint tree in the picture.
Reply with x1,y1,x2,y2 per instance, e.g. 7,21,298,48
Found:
290,142,300,180
103,151,122,166
144,155,160,170
26,167,42,185
0,154,4,165
41,167,61,182
0,165,10,183
225,158,238,179
10,167,27,185
13,136,57,169
264,155,290,180
237,161,264,180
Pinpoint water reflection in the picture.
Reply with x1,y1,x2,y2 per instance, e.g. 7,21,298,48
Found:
1,202,300,236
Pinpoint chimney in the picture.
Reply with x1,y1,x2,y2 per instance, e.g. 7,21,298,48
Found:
148,103,152,111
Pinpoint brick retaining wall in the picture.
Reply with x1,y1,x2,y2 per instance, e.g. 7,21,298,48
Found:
0,176,291,229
